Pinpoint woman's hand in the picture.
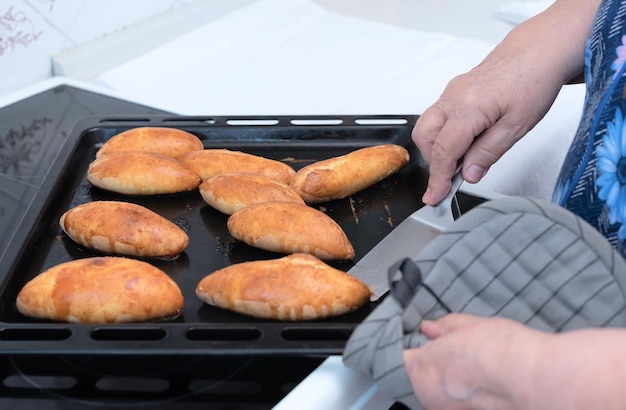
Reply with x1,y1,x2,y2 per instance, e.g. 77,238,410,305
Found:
413,0,599,205
412,54,563,205
404,313,626,410
403,314,548,410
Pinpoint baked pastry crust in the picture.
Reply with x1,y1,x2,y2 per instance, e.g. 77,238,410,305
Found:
199,172,305,215
60,201,188,257
16,257,184,323
196,254,371,320
227,202,355,260
290,144,410,203
87,151,201,195
96,127,203,159
179,149,295,184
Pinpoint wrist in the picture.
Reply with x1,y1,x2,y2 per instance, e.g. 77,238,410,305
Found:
479,320,550,409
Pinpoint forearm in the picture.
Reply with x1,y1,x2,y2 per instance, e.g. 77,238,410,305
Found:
406,316,626,409
481,325,626,409
412,0,601,205
529,328,626,409
482,0,601,85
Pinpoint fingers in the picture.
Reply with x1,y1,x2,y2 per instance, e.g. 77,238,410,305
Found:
412,68,532,205
411,104,447,165
414,113,522,205
462,119,524,180
412,105,465,205
413,84,495,205
413,112,476,205
404,314,491,409
422,119,470,205
420,313,485,339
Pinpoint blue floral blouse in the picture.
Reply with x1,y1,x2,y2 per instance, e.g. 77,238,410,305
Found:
554,0,626,258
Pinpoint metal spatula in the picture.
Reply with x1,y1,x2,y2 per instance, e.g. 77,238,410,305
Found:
349,167,465,301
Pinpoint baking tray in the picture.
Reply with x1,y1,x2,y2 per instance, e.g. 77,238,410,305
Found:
0,115,482,356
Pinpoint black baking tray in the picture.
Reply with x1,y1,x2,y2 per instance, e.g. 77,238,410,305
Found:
0,115,482,356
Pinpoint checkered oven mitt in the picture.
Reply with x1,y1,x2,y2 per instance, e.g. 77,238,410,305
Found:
342,196,626,409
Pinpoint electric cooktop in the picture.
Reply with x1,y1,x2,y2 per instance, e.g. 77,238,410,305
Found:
0,83,326,409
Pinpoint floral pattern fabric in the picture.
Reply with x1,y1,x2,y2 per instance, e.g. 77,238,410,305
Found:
554,0,626,257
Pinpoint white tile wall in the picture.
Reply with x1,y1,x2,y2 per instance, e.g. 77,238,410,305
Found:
0,0,194,96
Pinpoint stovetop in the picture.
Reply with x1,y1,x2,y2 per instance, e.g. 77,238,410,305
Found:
0,83,325,409
0,354,323,409
0,84,169,259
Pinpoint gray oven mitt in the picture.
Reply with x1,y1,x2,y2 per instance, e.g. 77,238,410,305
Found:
342,196,626,409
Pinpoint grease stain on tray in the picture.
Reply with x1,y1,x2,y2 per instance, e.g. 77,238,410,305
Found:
171,217,191,235
280,157,316,165
215,235,239,255
383,203,393,227
349,198,359,224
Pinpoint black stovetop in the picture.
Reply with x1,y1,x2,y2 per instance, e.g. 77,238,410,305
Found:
0,84,324,409
0,85,169,259
0,354,323,409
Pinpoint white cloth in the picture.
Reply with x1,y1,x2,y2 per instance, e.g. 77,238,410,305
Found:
94,0,493,116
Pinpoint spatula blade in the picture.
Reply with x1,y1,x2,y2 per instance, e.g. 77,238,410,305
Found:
348,210,443,301
350,169,464,301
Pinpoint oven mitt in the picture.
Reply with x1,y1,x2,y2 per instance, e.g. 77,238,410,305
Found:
342,196,626,410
